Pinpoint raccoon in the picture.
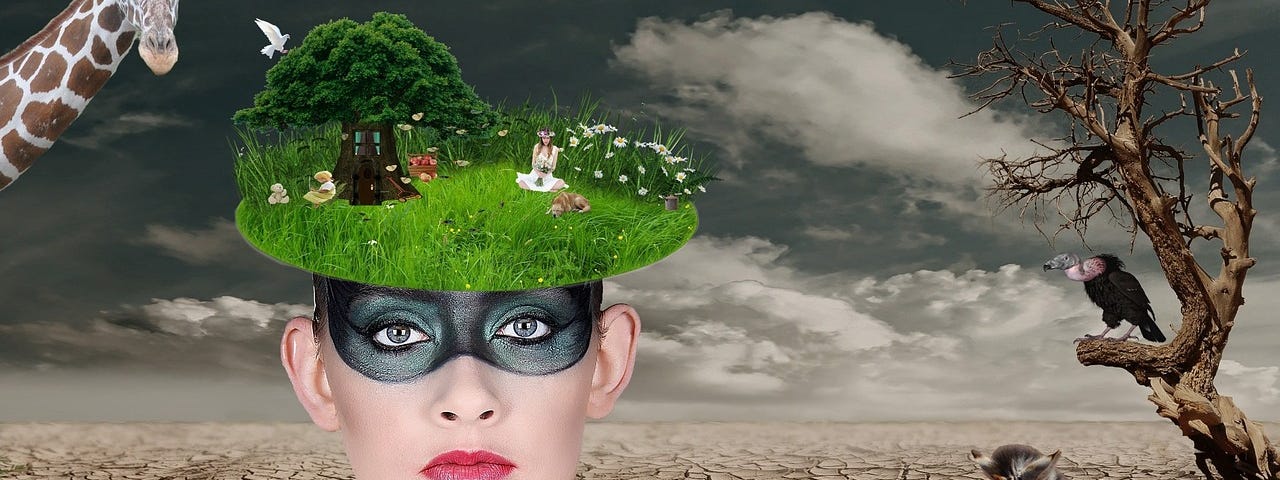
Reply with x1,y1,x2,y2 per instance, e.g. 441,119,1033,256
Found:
547,191,591,218
970,444,1066,480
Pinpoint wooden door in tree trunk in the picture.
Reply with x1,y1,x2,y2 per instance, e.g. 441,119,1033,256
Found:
336,122,420,205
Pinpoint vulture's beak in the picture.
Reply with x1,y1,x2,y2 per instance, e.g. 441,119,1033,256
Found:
1043,262,1053,271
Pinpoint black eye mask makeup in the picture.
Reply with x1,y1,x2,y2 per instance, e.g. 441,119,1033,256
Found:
321,278,597,383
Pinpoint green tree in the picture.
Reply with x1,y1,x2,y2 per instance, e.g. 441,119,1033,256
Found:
235,12,498,205
234,12,497,131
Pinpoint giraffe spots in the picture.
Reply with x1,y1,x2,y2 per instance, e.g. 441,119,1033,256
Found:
20,99,79,149
18,52,43,81
98,3,124,32
60,15,92,54
69,58,112,99
39,28,59,49
78,0,93,14
29,55,67,94
117,31,136,57
91,36,113,65
0,79,21,124
2,130,48,171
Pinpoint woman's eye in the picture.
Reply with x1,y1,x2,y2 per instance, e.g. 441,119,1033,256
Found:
372,324,430,347
497,317,552,340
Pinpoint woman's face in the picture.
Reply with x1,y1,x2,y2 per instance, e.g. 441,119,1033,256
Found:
541,136,551,145
319,284,599,480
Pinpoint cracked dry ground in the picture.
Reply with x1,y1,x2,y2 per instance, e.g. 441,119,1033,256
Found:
4,422,1272,479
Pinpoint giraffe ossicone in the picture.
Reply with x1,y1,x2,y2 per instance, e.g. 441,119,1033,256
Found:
0,0,179,191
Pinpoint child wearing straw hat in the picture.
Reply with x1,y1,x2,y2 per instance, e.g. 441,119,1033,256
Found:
302,170,337,207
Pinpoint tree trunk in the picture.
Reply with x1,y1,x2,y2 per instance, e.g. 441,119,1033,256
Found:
335,122,420,205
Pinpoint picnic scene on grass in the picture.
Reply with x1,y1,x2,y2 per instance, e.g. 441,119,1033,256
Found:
231,12,715,291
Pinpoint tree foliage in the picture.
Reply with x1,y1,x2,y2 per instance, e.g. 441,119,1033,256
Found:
234,12,498,131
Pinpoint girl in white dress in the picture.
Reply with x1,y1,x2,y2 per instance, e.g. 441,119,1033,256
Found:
516,128,567,191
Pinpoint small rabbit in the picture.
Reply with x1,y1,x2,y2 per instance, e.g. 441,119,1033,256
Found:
970,444,1066,480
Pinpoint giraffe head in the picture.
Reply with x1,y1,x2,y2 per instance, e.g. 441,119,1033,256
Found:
120,0,179,75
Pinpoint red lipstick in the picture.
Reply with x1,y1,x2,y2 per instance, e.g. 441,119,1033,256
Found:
421,450,515,480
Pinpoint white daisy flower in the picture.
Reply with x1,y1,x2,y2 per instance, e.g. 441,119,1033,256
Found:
605,152,614,159
653,144,669,154
637,165,646,174
367,240,378,245
619,174,629,183
582,130,595,138
569,136,580,147
397,124,413,131
675,172,687,182
697,185,706,192
498,129,508,137
594,170,603,178
583,143,593,151
613,137,628,148
638,187,648,196
455,129,467,135
664,155,678,164
593,124,608,134
574,166,582,171
683,188,692,194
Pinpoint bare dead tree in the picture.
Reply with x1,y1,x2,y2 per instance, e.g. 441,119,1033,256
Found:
952,1,1275,478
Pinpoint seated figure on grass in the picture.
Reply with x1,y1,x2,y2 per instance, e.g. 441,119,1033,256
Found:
516,128,566,192
302,170,337,208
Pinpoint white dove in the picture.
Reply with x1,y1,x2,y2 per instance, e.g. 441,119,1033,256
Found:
254,18,290,58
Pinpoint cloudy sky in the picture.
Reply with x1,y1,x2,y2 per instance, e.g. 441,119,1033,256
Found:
2,1,1279,422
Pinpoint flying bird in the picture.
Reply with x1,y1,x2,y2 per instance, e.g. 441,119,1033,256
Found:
1043,253,1166,343
254,18,290,58
971,444,1066,480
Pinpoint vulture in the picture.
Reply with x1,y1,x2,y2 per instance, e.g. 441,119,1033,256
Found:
970,444,1066,480
1043,253,1166,343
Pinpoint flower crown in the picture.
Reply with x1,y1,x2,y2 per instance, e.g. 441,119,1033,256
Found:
537,129,555,138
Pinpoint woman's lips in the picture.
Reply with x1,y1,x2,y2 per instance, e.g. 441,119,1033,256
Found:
421,450,515,480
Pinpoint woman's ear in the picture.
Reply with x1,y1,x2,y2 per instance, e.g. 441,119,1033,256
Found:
281,316,339,431
586,304,640,419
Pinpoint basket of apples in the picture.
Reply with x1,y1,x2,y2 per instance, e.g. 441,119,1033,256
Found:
407,153,438,181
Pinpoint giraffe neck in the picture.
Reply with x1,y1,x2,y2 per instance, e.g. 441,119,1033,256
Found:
0,0,140,190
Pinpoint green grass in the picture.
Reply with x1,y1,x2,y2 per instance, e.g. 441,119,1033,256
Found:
235,105,706,291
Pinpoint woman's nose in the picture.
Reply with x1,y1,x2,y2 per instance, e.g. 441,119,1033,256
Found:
427,356,503,427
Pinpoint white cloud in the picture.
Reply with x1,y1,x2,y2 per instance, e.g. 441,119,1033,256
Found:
1219,360,1280,403
0,295,311,375
612,10,1046,181
608,235,1280,421
136,217,245,265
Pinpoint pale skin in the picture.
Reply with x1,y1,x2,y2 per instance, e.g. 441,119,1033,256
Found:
281,303,640,480
518,137,566,191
